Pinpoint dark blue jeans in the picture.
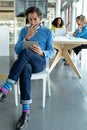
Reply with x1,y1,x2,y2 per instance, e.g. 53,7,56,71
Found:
7,49,46,104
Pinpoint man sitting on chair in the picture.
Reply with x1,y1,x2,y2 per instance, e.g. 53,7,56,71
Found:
0,6,54,130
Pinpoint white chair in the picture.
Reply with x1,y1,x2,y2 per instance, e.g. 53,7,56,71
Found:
9,44,56,108
9,44,55,108
14,58,51,108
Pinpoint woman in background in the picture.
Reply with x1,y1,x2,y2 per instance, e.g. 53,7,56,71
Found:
51,17,71,65
73,15,87,55
51,17,65,32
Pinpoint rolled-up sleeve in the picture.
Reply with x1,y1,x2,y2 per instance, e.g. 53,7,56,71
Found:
43,30,54,58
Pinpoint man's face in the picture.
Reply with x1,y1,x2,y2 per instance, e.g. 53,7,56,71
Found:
27,12,41,26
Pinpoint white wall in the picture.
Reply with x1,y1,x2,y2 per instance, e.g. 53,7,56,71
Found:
0,26,9,56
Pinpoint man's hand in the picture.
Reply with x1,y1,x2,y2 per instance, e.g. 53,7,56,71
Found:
29,44,43,56
26,24,38,40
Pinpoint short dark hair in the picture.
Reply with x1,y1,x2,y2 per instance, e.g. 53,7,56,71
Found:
25,6,43,19
52,17,64,27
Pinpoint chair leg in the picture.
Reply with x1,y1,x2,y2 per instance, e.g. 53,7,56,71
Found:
14,83,19,106
17,80,20,95
47,74,51,96
42,78,46,108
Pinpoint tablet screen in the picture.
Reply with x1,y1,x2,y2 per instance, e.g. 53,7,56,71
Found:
23,41,38,49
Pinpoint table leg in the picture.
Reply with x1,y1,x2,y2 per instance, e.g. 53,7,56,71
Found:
63,50,81,78
49,50,62,73
49,43,82,78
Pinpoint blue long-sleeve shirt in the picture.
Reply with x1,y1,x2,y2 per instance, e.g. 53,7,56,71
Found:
14,25,54,59
75,25,87,39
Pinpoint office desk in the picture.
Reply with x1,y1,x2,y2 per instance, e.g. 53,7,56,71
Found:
49,36,87,78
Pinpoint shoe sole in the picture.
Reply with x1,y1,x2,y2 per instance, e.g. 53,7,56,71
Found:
16,121,28,130
0,96,6,103
16,116,31,130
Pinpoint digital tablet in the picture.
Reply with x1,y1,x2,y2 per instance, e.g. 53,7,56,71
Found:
23,40,38,49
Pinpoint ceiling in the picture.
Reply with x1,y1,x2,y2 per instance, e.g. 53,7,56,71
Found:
61,0,78,2
0,0,80,12
0,0,80,20
48,0,80,8
0,0,80,6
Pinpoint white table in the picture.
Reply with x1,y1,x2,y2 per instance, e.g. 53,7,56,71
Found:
49,36,87,78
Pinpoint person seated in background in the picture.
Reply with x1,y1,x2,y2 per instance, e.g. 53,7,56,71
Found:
51,17,70,32
64,15,87,64
0,6,54,130
51,17,65,62
73,15,87,55
51,17,65,32
51,17,71,65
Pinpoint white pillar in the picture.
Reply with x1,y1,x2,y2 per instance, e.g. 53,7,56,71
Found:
82,0,84,14
82,0,87,15
14,0,18,58
56,0,61,17
71,1,76,32
63,8,67,25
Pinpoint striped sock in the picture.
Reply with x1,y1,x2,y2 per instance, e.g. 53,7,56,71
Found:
1,82,13,95
22,104,30,113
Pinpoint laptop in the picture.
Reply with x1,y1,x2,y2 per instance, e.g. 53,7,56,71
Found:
55,28,66,36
